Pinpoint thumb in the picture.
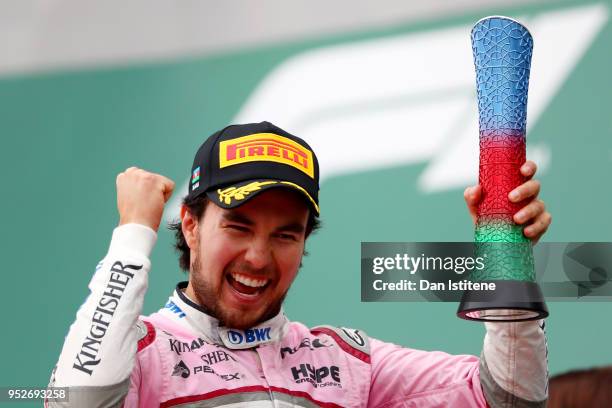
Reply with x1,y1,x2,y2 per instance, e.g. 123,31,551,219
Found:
160,177,176,202
464,185,481,224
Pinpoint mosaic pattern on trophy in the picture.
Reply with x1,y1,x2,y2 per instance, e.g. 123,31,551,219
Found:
471,17,535,282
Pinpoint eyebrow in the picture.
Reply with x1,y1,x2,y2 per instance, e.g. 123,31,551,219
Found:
222,211,254,226
222,211,305,234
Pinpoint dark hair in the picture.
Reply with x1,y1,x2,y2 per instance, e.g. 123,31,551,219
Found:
548,366,612,408
168,194,321,271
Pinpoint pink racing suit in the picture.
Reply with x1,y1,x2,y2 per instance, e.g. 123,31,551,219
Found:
47,224,548,407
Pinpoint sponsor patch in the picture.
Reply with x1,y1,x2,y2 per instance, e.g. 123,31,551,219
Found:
200,350,237,366
219,326,273,349
291,364,342,388
171,360,242,382
164,300,186,318
341,328,366,347
228,328,270,344
169,337,207,355
280,337,331,359
172,361,190,378
219,133,314,178
310,326,370,363
72,261,143,376
193,366,242,381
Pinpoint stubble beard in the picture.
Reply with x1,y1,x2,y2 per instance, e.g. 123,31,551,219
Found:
189,248,290,330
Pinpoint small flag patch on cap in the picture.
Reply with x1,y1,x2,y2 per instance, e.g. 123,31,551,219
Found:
191,167,201,184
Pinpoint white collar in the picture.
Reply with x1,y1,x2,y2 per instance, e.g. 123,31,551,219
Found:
160,282,289,349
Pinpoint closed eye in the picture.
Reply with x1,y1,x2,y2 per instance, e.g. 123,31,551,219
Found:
226,224,250,232
275,233,298,241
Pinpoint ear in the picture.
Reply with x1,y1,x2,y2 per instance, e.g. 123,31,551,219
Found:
180,205,199,250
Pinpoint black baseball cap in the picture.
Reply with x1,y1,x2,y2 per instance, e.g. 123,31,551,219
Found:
187,121,320,215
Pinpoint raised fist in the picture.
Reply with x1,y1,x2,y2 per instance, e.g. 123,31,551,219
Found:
116,167,175,232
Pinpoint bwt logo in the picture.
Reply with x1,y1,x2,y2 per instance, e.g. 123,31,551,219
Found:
227,328,271,345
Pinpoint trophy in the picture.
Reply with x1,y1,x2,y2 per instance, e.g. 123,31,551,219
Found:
457,16,549,321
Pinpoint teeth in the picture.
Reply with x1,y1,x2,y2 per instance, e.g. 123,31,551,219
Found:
232,273,268,288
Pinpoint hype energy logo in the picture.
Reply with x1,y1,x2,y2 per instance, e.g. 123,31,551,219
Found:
167,4,608,219
219,133,314,178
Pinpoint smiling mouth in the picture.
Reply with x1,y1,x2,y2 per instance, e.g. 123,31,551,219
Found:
226,272,270,296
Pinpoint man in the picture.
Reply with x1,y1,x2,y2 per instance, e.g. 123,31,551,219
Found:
47,122,550,407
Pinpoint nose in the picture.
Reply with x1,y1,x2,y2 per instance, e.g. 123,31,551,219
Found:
243,237,273,271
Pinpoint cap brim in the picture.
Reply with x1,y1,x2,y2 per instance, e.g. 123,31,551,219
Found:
207,179,320,215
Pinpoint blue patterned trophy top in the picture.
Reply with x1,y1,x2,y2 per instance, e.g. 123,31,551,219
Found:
471,16,532,135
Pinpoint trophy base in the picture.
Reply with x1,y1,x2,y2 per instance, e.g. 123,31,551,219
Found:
457,280,548,322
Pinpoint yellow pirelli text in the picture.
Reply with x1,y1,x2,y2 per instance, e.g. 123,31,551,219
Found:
219,133,314,178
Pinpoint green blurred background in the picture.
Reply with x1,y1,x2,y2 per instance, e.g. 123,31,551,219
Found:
1,0,610,403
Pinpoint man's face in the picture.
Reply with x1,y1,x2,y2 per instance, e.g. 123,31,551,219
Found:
186,188,309,329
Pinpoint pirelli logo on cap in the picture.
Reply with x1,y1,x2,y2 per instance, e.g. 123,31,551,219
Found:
219,133,314,178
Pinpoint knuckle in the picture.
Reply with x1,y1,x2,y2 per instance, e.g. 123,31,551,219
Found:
527,204,537,217
538,216,547,228
138,171,156,183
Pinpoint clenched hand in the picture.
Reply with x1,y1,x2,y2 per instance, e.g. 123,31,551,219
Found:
116,167,175,232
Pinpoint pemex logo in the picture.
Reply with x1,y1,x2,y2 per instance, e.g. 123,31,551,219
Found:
172,360,190,378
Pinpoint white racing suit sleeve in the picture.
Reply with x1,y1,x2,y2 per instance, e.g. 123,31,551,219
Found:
480,318,549,407
46,224,156,408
